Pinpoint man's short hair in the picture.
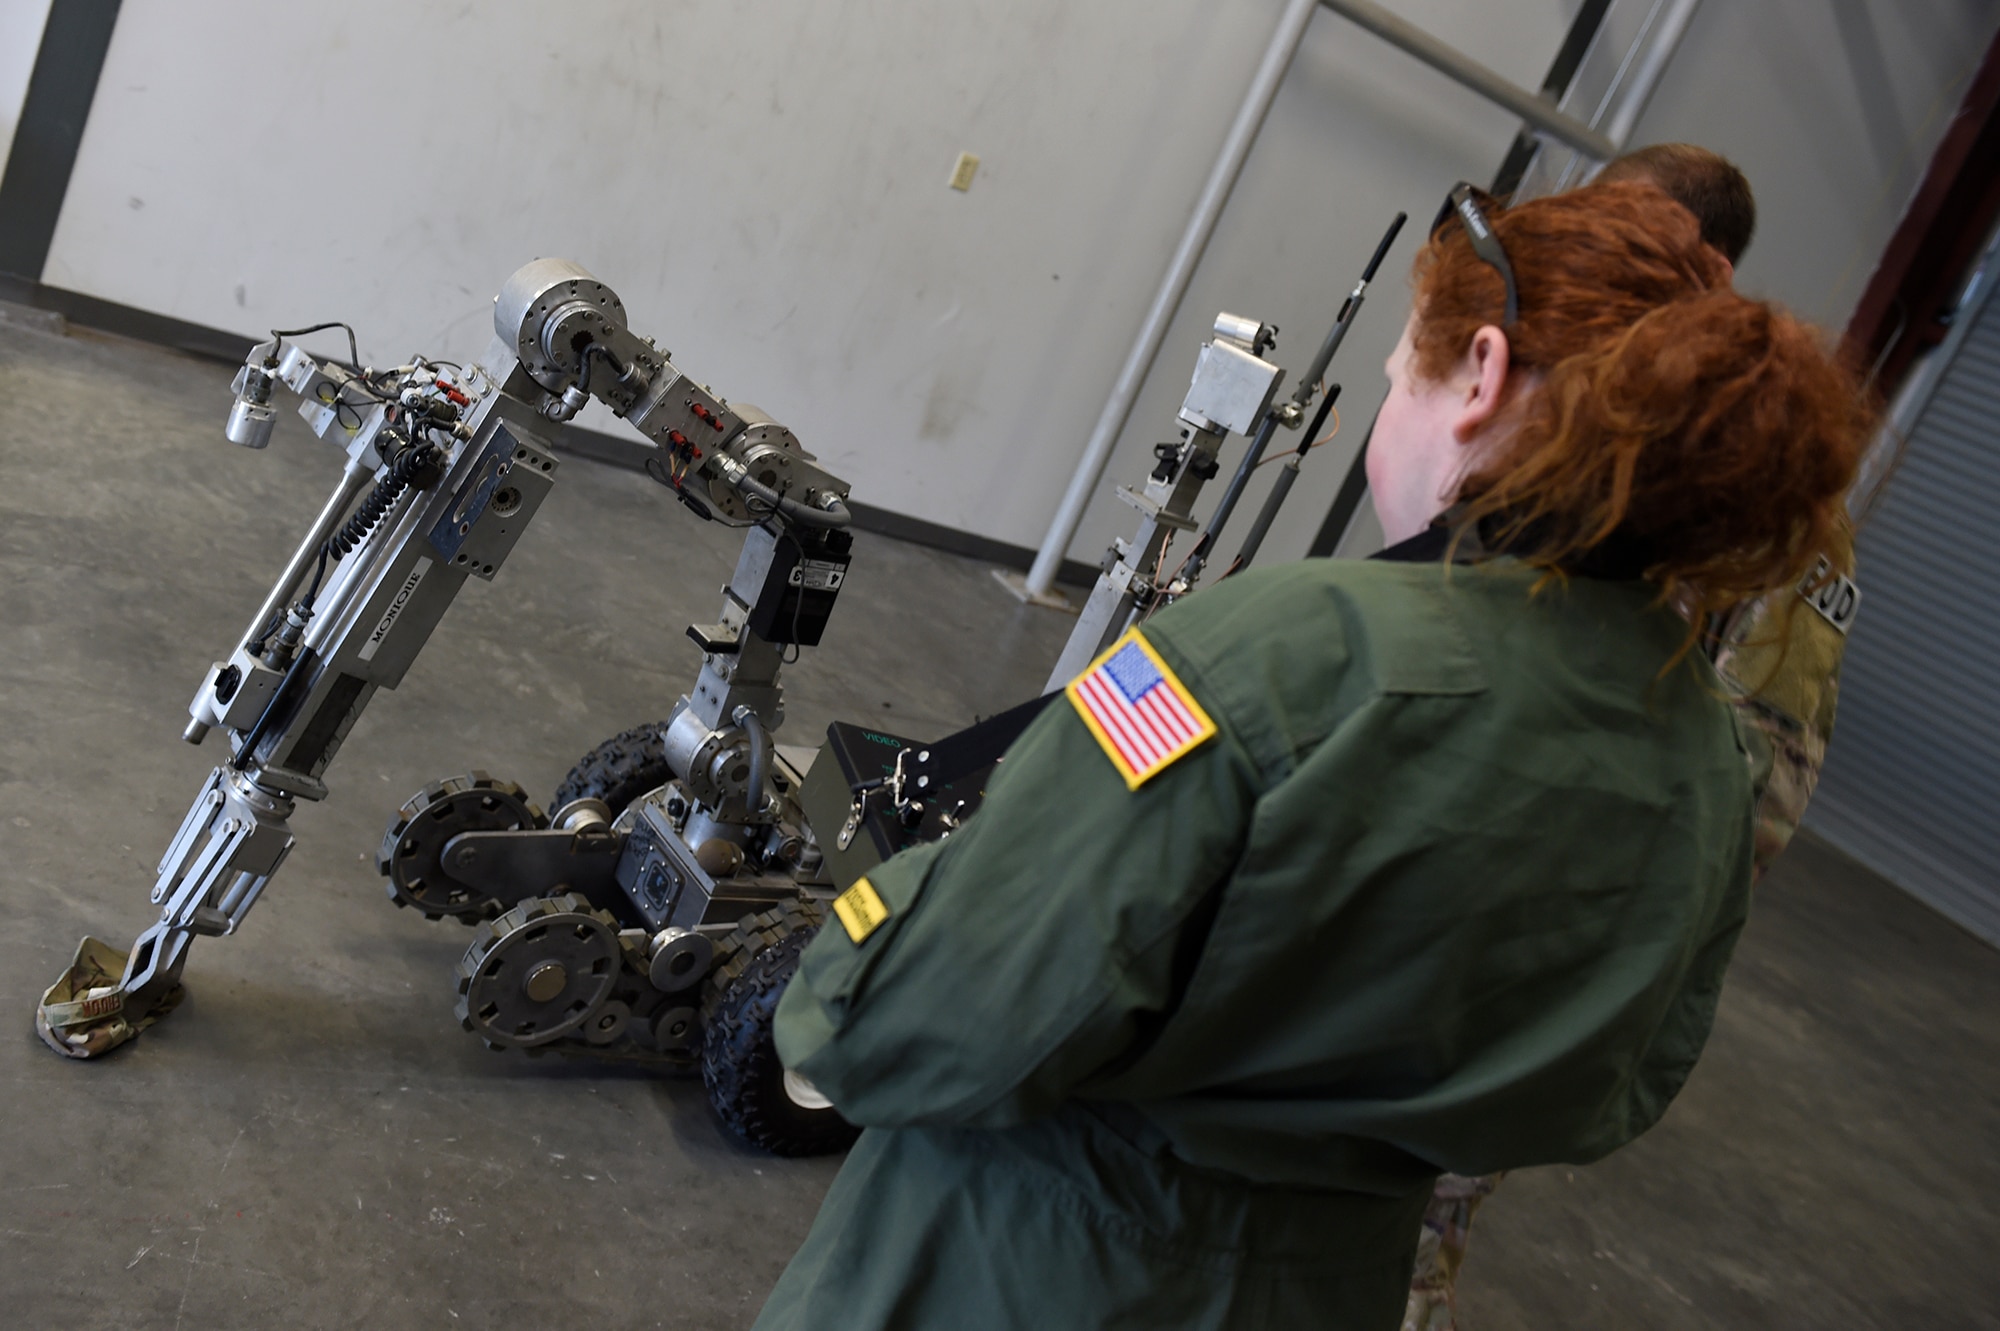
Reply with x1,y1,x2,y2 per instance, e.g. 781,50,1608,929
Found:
1596,143,1756,265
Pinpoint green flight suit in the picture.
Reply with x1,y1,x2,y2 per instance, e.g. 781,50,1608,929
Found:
757,556,1755,1331
1401,553,1859,1331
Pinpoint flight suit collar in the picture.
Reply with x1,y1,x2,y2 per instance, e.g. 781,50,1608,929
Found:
1368,509,1652,581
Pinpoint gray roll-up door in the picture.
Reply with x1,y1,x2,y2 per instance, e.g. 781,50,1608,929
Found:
1807,249,2000,946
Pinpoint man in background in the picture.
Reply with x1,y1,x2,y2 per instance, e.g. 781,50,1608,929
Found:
1598,142,1757,275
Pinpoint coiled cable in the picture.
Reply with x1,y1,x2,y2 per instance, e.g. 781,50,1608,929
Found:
252,430,442,659
235,431,443,769
301,432,443,608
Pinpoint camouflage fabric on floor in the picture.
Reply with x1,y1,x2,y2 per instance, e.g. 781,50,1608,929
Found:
36,936,183,1059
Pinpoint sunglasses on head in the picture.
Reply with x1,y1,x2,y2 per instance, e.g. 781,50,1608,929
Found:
1430,182,1519,327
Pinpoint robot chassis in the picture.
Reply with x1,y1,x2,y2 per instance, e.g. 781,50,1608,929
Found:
49,215,1402,1156
44,259,859,1152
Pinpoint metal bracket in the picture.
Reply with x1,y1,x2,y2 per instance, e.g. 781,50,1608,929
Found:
1114,485,1200,531
687,622,742,654
439,827,626,917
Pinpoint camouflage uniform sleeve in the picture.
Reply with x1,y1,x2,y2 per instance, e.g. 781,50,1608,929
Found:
1713,564,1851,881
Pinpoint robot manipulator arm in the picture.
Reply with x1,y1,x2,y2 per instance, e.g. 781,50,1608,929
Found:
44,259,840,1057
202,261,846,859
190,337,487,751
491,258,852,534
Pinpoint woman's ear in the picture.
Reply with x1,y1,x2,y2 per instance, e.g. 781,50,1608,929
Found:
1451,325,1512,443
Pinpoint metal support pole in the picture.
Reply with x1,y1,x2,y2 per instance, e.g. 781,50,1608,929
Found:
1318,0,1619,161
1527,0,1706,197
1598,0,1701,147
1017,0,1321,602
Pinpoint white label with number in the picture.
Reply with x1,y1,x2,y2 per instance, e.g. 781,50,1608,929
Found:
789,561,845,592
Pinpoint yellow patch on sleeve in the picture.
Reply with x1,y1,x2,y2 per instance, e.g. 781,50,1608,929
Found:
1064,629,1217,789
832,876,891,944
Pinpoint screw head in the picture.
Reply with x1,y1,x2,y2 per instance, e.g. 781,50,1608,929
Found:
523,960,568,1003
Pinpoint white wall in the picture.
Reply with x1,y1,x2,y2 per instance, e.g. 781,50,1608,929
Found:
37,0,1999,571
0,0,53,183
42,0,1572,571
1626,0,2000,330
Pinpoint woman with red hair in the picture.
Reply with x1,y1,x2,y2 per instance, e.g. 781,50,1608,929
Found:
752,180,1870,1331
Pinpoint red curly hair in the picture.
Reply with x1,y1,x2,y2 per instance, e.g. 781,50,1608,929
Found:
1412,181,1869,631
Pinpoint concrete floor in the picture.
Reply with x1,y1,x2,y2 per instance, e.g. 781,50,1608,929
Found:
1,319,1994,1328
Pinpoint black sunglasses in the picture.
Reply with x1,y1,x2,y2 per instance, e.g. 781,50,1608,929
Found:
1430,182,1520,327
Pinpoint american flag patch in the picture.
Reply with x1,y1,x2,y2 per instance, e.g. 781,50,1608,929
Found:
1066,630,1217,789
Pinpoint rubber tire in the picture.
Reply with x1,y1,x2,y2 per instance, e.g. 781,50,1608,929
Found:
701,901,860,1157
553,721,677,817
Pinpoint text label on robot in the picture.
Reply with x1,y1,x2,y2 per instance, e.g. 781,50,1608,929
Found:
359,558,433,662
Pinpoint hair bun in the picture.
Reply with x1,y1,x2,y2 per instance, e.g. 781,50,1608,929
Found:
1415,182,1869,626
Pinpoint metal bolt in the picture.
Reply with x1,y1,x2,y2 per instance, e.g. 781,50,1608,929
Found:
524,960,568,1003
